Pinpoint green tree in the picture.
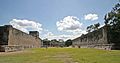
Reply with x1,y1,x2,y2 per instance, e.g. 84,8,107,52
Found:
94,23,100,30
65,39,72,47
50,39,59,47
86,23,100,32
42,38,50,46
104,2,120,31
104,1,120,44
86,25,94,32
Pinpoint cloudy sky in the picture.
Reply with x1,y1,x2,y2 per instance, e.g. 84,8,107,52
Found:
0,0,117,40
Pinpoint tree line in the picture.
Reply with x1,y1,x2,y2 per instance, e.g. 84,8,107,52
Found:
42,39,72,47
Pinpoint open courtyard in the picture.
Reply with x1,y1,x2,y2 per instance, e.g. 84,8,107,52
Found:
0,48,120,63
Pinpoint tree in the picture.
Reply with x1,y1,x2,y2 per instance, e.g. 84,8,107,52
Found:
104,2,120,31
50,39,60,47
94,23,100,30
86,25,94,32
104,1,120,43
86,23,100,32
65,39,72,47
42,38,50,46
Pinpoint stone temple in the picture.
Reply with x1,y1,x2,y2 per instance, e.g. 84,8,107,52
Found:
0,25,42,52
72,26,120,50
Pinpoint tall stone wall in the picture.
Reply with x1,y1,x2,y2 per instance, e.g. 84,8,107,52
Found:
0,25,42,52
8,26,41,48
72,26,113,50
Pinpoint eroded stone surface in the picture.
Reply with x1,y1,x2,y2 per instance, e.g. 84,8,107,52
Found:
0,25,42,52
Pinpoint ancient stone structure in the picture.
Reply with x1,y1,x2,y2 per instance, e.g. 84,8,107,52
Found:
0,25,42,52
72,26,120,50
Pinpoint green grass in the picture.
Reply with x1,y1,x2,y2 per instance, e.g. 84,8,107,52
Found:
0,48,120,63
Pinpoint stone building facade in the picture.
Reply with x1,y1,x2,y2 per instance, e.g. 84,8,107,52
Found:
0,25,42,52
72,26,120,50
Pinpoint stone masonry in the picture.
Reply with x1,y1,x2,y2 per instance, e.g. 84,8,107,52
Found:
0,25,42,52
72,26,120,50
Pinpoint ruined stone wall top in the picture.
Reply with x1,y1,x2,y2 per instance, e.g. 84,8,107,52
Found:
72,26,109,45
4,25,42,48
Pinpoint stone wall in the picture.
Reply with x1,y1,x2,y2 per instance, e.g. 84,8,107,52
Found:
0,25,42,52
72,26,114,50
8,26,41,48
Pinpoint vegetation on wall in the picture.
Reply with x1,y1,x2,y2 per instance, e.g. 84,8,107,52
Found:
104,1,120,43
86,23,100,32
104,2,120,31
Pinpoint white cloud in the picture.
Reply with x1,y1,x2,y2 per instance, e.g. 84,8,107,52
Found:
56,16,82,31
43,32,71,41
43,30,87,41
45,32,54,37
9,19,43,33
84,14,98,21
47,34,82,41
55,16,87,40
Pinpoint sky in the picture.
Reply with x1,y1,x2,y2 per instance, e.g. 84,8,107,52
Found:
0,0,118,40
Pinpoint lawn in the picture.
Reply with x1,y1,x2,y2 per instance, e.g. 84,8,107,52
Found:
0,48,120,63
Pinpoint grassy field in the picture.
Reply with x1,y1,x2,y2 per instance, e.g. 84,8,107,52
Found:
0,48,120,63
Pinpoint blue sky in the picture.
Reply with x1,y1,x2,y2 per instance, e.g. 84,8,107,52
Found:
0,0,118,40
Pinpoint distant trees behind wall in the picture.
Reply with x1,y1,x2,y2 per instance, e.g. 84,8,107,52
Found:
65,39,72,47
42,38,50,46
42,39,73,47
42,39,65,47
